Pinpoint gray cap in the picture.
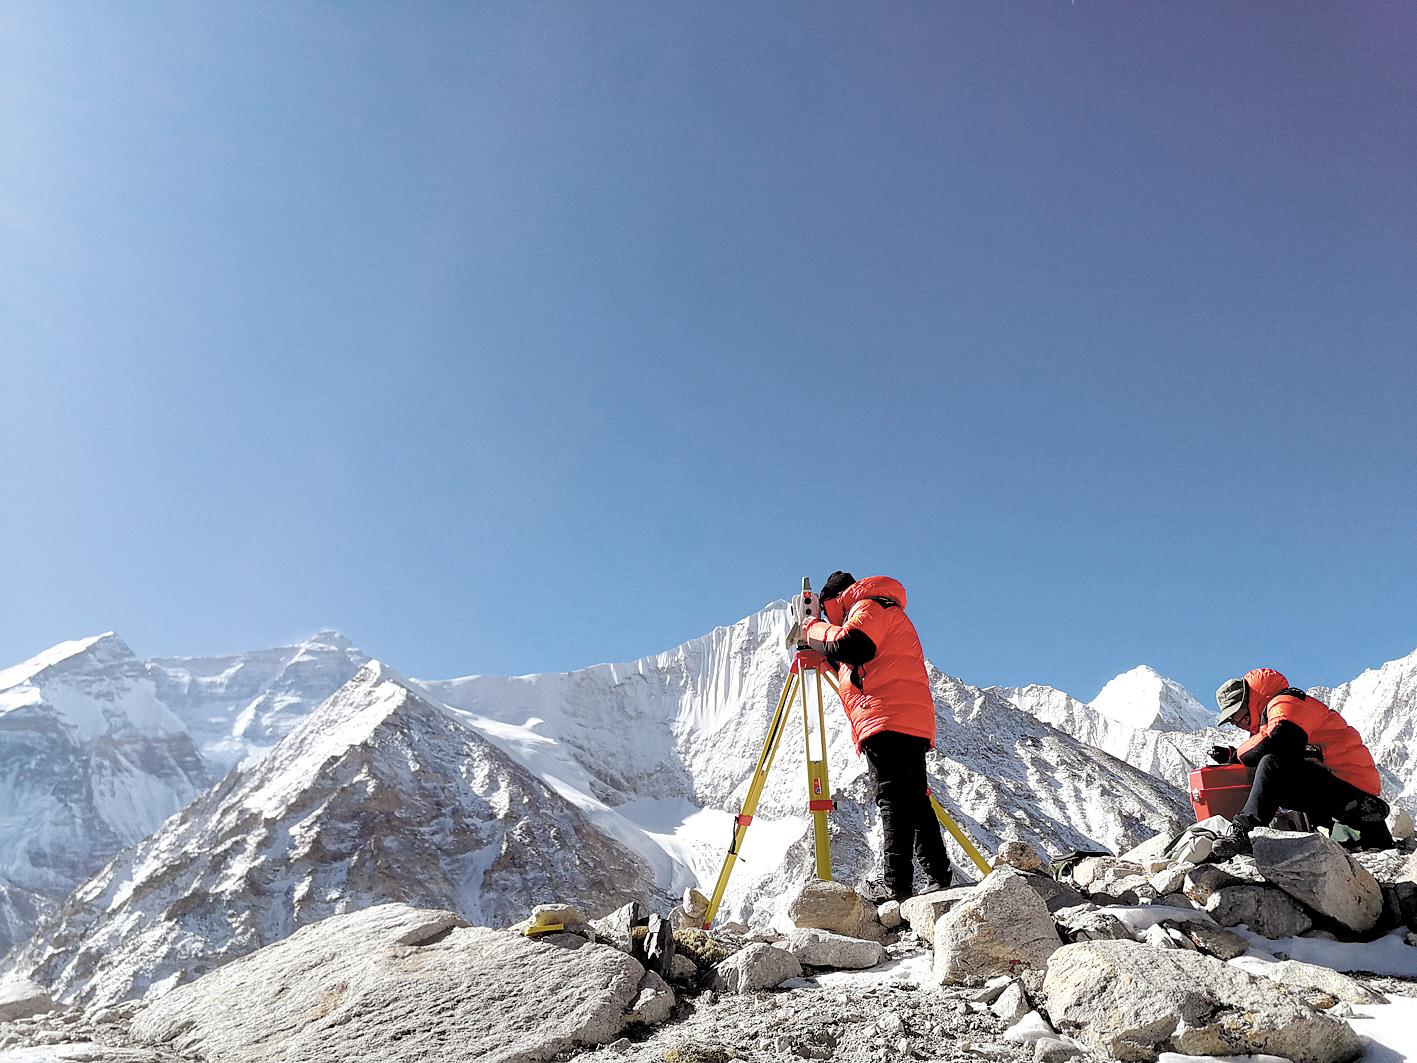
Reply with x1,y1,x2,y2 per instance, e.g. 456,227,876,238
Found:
1216,677,1248,726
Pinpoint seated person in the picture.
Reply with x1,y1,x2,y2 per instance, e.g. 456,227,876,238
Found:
1207,667,1391,861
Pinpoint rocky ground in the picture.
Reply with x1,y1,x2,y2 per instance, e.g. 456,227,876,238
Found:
5,819,1417,1063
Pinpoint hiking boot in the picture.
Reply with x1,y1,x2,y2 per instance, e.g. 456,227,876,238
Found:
859,880,904,906
1205,814,1260,863
920,869,954,895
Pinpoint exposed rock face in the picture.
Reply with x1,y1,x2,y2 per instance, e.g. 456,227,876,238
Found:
14,665,654,1006
0,633,209,955
933,870,1060,985
1251,828,1383,933
711,943,802,993
781,928,886,970
784,880,885,942
1043,939,1362,1063
130,903,648,1063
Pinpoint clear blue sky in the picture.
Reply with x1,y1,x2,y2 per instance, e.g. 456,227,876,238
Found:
4,3,1415,702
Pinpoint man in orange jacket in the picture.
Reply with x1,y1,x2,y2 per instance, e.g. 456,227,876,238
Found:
798,571,951,902
1207,666,1391,861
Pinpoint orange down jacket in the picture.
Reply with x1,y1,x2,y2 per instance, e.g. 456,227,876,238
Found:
801,576,936,752
1235,667,1381,795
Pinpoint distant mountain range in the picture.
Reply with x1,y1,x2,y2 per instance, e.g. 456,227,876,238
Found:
2,608,1413,1006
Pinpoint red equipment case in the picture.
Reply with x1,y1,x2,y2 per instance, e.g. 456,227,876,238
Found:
1187,764,1252,821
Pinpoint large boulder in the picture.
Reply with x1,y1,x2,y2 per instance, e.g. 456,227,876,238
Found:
994,841,1046,873
131,903,648,1063
1240,958,1386,1006
1043,939,1362,1063
710,943,802,993
933,869,1061,985
0,976,56,1022
784,880,886,942
1184,865,1313,938
781,928,886,970
1251,828,1383,933
899,886,974,940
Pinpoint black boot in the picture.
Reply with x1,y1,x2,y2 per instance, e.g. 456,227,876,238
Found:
1206,814,1261,863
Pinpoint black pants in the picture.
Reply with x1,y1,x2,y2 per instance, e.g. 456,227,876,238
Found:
1241,754,1392,848
861,731,951,900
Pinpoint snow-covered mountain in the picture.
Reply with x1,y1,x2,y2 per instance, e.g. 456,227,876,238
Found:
14,662,655,1006
995,670,1233,787
0,634,209,958
1312,647,1417,805
147,630,368,773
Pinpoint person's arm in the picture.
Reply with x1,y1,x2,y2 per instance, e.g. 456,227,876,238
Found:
1236,718,1309,766
801,601,888,667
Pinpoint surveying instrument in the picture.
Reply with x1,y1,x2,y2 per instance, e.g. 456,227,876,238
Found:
701,577,992,928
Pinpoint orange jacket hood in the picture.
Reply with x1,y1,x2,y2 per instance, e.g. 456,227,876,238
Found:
1241,667,1290,733
838,575,909,612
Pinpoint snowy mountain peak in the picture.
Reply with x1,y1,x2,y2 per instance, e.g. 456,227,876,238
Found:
0,632,132,693
1089,665,1213,732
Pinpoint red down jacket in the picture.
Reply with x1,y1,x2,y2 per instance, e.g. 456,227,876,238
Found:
1235,667,1381,795
801,575,936,752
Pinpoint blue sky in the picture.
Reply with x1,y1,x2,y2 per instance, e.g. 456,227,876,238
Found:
3,3,1415,702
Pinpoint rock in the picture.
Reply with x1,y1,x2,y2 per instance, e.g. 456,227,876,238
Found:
933,869,1061,985
669,954,698,983
537,931,589,950
531,903,583,927
130,903,647,1063
784,880,886,942
781,928,886,970
0,977,56,1022
673,888,710,930
994,841,1046,873
1391,807,1414,843
1171,921,1249,960
711,942,802,994
971,975,1015,1005
991,980,1031,1023
1021,875,1088,914
1052,904,1130,942
1034,1036,1083,1062
590,901,644,953
899,886,974,940
641,913,676,977
877,900,902,929
1252,828,1383,933
1201,884,1314,938
624,971,675,1026
1142,924,1179,950
1148,863,1193,898
1043,939,1362,1063
1243,958,1386,1005
1065,856,1142,890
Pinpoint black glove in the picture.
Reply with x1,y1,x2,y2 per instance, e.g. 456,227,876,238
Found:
1208,745,1237,764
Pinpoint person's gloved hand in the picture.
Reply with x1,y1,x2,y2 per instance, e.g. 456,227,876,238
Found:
1208,745,1237,764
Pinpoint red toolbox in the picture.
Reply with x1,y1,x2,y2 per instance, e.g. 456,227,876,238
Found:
1187,764,1253,821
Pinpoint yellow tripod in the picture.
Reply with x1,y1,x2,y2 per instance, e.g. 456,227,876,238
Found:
701,581,992,928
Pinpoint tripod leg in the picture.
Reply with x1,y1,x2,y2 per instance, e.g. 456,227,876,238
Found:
701,669,802,928
801,667,833,880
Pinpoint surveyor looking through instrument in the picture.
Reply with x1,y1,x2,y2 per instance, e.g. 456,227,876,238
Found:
795,571,952,903
1204,666,1391,862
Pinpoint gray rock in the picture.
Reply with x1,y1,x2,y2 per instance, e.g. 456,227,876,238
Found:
1043,939,1362,1063
876,900,902,929
641,913,676,977
994,841,1046,873
1121,831,1175,868
1171,921,1249,960
130,903,647,1063
784,880,886,942
1034,1036,1083,1063
1252,828,1383,933
1052,904,1129,942
781,928,886,970
531,903,583,927
1246,959,1386,1005
589,900,644,953
668,954,698,983
933,869,1061,985
0,977,56,1022
1020,875,1088,914
624,970,675,1026
711,942,802,994
991,980,1031,1023
899,886,974,940
1142,924,1179,950
1148,863,1193,898
1201,884,1314,938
